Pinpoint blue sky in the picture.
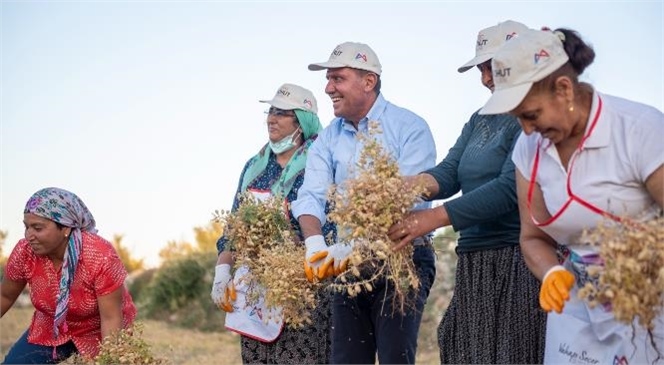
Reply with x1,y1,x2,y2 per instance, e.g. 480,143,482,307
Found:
2,1,662,267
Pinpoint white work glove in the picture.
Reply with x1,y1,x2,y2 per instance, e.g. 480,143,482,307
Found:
304,235,329,282
320,242,354,277
211,264,235,312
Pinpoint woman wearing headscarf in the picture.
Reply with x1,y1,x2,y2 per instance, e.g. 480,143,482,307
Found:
211,83,335,364
1,187,137,364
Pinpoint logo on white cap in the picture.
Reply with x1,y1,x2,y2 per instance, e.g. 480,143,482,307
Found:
479,29,570,115
458,20,530,73
534,49,550,63
259,83,318,114
309,42,382,75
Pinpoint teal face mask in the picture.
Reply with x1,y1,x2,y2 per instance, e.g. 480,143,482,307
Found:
269,127,301,154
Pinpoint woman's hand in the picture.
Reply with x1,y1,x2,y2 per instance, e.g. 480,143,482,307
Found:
388,206,447,251
211,264,235,312
539,265,575,313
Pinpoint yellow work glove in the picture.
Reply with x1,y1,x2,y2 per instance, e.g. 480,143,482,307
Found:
304,235,329,282
211,264,236,312
540,265,575,313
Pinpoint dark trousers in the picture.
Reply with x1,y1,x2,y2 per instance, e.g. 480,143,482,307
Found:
2,330,77,364
330,245,436,364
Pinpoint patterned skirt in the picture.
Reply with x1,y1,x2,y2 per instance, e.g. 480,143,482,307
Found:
437,245,546,364
240,289,331,364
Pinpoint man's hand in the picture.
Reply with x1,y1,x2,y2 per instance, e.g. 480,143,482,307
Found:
319,243,354,277
304,235,329,282
540,265,575,313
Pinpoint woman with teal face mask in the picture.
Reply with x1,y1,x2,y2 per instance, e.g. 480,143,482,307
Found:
210,83,336,364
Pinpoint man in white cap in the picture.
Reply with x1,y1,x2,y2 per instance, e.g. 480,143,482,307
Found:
291,41,437,364
212,83,336,364
385,20,547,364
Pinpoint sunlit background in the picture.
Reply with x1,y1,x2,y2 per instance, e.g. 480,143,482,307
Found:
2,0,662,267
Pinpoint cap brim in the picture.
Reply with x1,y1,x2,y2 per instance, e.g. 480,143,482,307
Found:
479,82,533,115
308,61,349,71
258,98,297,111
457,54,493,73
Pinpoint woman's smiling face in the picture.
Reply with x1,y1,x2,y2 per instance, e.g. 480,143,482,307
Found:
23,213,69,258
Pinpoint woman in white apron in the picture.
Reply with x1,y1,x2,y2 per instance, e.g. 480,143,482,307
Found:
210,83,336,364
478,28,664,364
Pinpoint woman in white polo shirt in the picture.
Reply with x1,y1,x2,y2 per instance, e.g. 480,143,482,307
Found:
479,28,663,364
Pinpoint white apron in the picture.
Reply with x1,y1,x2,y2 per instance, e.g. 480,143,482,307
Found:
224,189,285,343
527,97,664,364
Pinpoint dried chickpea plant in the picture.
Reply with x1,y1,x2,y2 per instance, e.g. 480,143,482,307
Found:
327,121,428,315
577,216,664,355
64,323,167,365
213,192,320,328
252,239,320,328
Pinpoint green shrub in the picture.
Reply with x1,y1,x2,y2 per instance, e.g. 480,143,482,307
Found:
127,268,157,304
141,252,224,331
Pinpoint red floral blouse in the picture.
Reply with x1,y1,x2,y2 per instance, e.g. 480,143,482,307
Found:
5,232,137,357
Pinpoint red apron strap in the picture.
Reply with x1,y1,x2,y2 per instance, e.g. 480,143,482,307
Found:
527,140,574,227
526,95,630,227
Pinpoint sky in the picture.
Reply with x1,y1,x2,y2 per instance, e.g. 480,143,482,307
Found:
1,0,663,268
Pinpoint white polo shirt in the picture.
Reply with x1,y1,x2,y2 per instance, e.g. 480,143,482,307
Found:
512,91,663,246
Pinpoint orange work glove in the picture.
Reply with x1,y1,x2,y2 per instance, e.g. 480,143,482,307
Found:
540,265,575,313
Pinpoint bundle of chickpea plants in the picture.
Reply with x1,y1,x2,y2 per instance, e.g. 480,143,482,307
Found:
214,192,319,328
327,121,428,315
64,323,166,365
578,215,664,340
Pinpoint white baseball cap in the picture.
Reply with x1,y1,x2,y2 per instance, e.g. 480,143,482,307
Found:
458,20,530,73
479,29,570,115
308,42,382,75
259,83,318,114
